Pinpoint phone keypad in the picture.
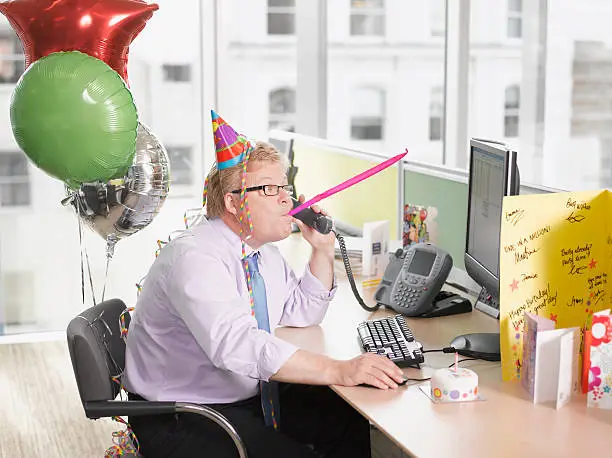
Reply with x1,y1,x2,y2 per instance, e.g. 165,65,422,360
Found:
392,280,423,307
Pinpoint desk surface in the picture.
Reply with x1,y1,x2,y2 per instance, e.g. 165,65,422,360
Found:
275,236,612,458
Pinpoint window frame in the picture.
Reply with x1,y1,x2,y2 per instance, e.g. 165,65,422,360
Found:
165,145,195,190
350,86,386,141
504,84,520,138
507,0,522,39
162,64,192,83
267,0,296,36
349,0,385,38
269,87,296,133
0,152,31,209
429,86,445,141
0,32,25,84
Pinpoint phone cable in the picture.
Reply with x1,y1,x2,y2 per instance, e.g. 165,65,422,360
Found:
333,229,381,312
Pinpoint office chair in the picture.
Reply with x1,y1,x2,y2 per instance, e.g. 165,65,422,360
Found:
66,298,248,457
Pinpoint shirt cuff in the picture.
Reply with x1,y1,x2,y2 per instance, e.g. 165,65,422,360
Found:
300,264,338,300
259,337,299,381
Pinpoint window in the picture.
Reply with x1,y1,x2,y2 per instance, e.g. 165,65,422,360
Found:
0,32,24,83
267,0,296,35
269,87,296,132
430,0,446,38
166,146,193,185
0,153,30,207
162,64,192,83
507,0,522,39
351,88,385,140
350,0,385,37
504,85,520,138
429,86,444,141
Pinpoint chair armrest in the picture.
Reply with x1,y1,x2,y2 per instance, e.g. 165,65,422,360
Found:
85,400,248,458
85,400,176,419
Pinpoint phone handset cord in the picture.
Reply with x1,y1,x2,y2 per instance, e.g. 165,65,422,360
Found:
333,229,381,312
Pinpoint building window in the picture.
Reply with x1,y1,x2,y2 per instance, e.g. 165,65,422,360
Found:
351,87,385,140
430,0,446,38
166,146,193,185
269,87,296,132
0,153,30,207
507,0,522,39
162,64,192,82
429,86,444,141
504,85,520,138
350,0,385,37
267,0,296,35
0,32,24,83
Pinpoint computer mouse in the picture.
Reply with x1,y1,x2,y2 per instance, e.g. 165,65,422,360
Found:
450,332,501,361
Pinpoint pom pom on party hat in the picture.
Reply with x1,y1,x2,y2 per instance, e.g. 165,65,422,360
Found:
211,110,252,170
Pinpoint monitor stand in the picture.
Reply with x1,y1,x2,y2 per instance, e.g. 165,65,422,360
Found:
448,287,501,361
473,286,500,319
450,332,501,361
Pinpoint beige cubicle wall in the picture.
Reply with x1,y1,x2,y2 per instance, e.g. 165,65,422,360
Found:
291,138,399,239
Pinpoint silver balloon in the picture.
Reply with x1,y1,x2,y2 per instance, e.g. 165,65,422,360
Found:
64,123,171,256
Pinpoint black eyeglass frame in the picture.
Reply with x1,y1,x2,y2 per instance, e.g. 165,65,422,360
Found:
229,184,294,196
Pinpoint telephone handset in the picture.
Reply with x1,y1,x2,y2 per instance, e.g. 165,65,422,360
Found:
374,244,456,316
291,198,333,234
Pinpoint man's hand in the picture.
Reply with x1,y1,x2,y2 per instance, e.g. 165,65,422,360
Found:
334,353,407,390
293,194,335,254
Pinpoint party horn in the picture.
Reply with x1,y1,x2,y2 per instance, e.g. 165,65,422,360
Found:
289,149,408,216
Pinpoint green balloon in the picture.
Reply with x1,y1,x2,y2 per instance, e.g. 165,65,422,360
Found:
10,51,138,188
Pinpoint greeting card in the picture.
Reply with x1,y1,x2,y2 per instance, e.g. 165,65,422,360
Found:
521,312,579,409
585,309,612,409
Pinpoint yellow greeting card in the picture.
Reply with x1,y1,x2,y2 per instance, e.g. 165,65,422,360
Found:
499,189,612,381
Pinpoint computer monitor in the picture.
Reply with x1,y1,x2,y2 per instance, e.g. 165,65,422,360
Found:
464,138,520,319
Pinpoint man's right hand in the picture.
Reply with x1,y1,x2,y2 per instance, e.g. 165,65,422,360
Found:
334,353,407,390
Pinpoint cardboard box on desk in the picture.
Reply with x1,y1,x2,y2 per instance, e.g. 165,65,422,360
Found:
362,220,389,278
583,309,612,409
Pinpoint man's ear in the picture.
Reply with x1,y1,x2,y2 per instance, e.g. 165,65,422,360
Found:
224,193,238,215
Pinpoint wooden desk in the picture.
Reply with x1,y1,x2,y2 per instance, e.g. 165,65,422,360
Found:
275,237,612,458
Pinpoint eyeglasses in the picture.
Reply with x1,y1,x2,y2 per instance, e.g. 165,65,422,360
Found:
230,184,294,196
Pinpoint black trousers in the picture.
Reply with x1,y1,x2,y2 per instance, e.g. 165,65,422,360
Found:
128,384,371,458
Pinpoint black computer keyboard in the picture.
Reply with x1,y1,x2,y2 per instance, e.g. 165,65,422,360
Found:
357,315,425,368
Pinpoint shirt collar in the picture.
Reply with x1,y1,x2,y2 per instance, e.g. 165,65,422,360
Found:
209,217,260,259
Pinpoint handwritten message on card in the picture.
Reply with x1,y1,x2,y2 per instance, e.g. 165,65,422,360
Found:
499,189,612,381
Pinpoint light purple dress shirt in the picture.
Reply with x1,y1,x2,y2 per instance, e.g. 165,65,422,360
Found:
123,217,337,404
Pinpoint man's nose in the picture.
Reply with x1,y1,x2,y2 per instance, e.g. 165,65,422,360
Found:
278,187,291,204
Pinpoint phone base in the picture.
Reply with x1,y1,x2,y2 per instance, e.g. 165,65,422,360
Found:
418,293,473,318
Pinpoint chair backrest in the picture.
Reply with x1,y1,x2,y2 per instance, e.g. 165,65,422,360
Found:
66,298,131,404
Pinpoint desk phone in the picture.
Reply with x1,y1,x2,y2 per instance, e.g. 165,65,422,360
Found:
374,243,461,316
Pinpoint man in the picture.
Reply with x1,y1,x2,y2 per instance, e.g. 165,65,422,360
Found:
123,112,406,457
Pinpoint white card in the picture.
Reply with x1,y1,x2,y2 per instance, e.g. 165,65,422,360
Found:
532,326,579,406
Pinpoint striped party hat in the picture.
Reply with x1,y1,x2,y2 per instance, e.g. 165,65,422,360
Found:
211,110,251,170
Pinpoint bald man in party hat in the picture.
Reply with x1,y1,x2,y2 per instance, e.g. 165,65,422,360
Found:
123,111,406,458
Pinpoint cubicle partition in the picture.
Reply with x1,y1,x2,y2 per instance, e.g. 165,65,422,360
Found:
402,164,469,270
271,131,560,285
290,136,400,240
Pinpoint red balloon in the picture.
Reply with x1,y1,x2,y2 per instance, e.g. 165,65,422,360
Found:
0,0,158,84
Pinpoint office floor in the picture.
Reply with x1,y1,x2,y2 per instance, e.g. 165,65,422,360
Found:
0,340,119,457
1,340,409,457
